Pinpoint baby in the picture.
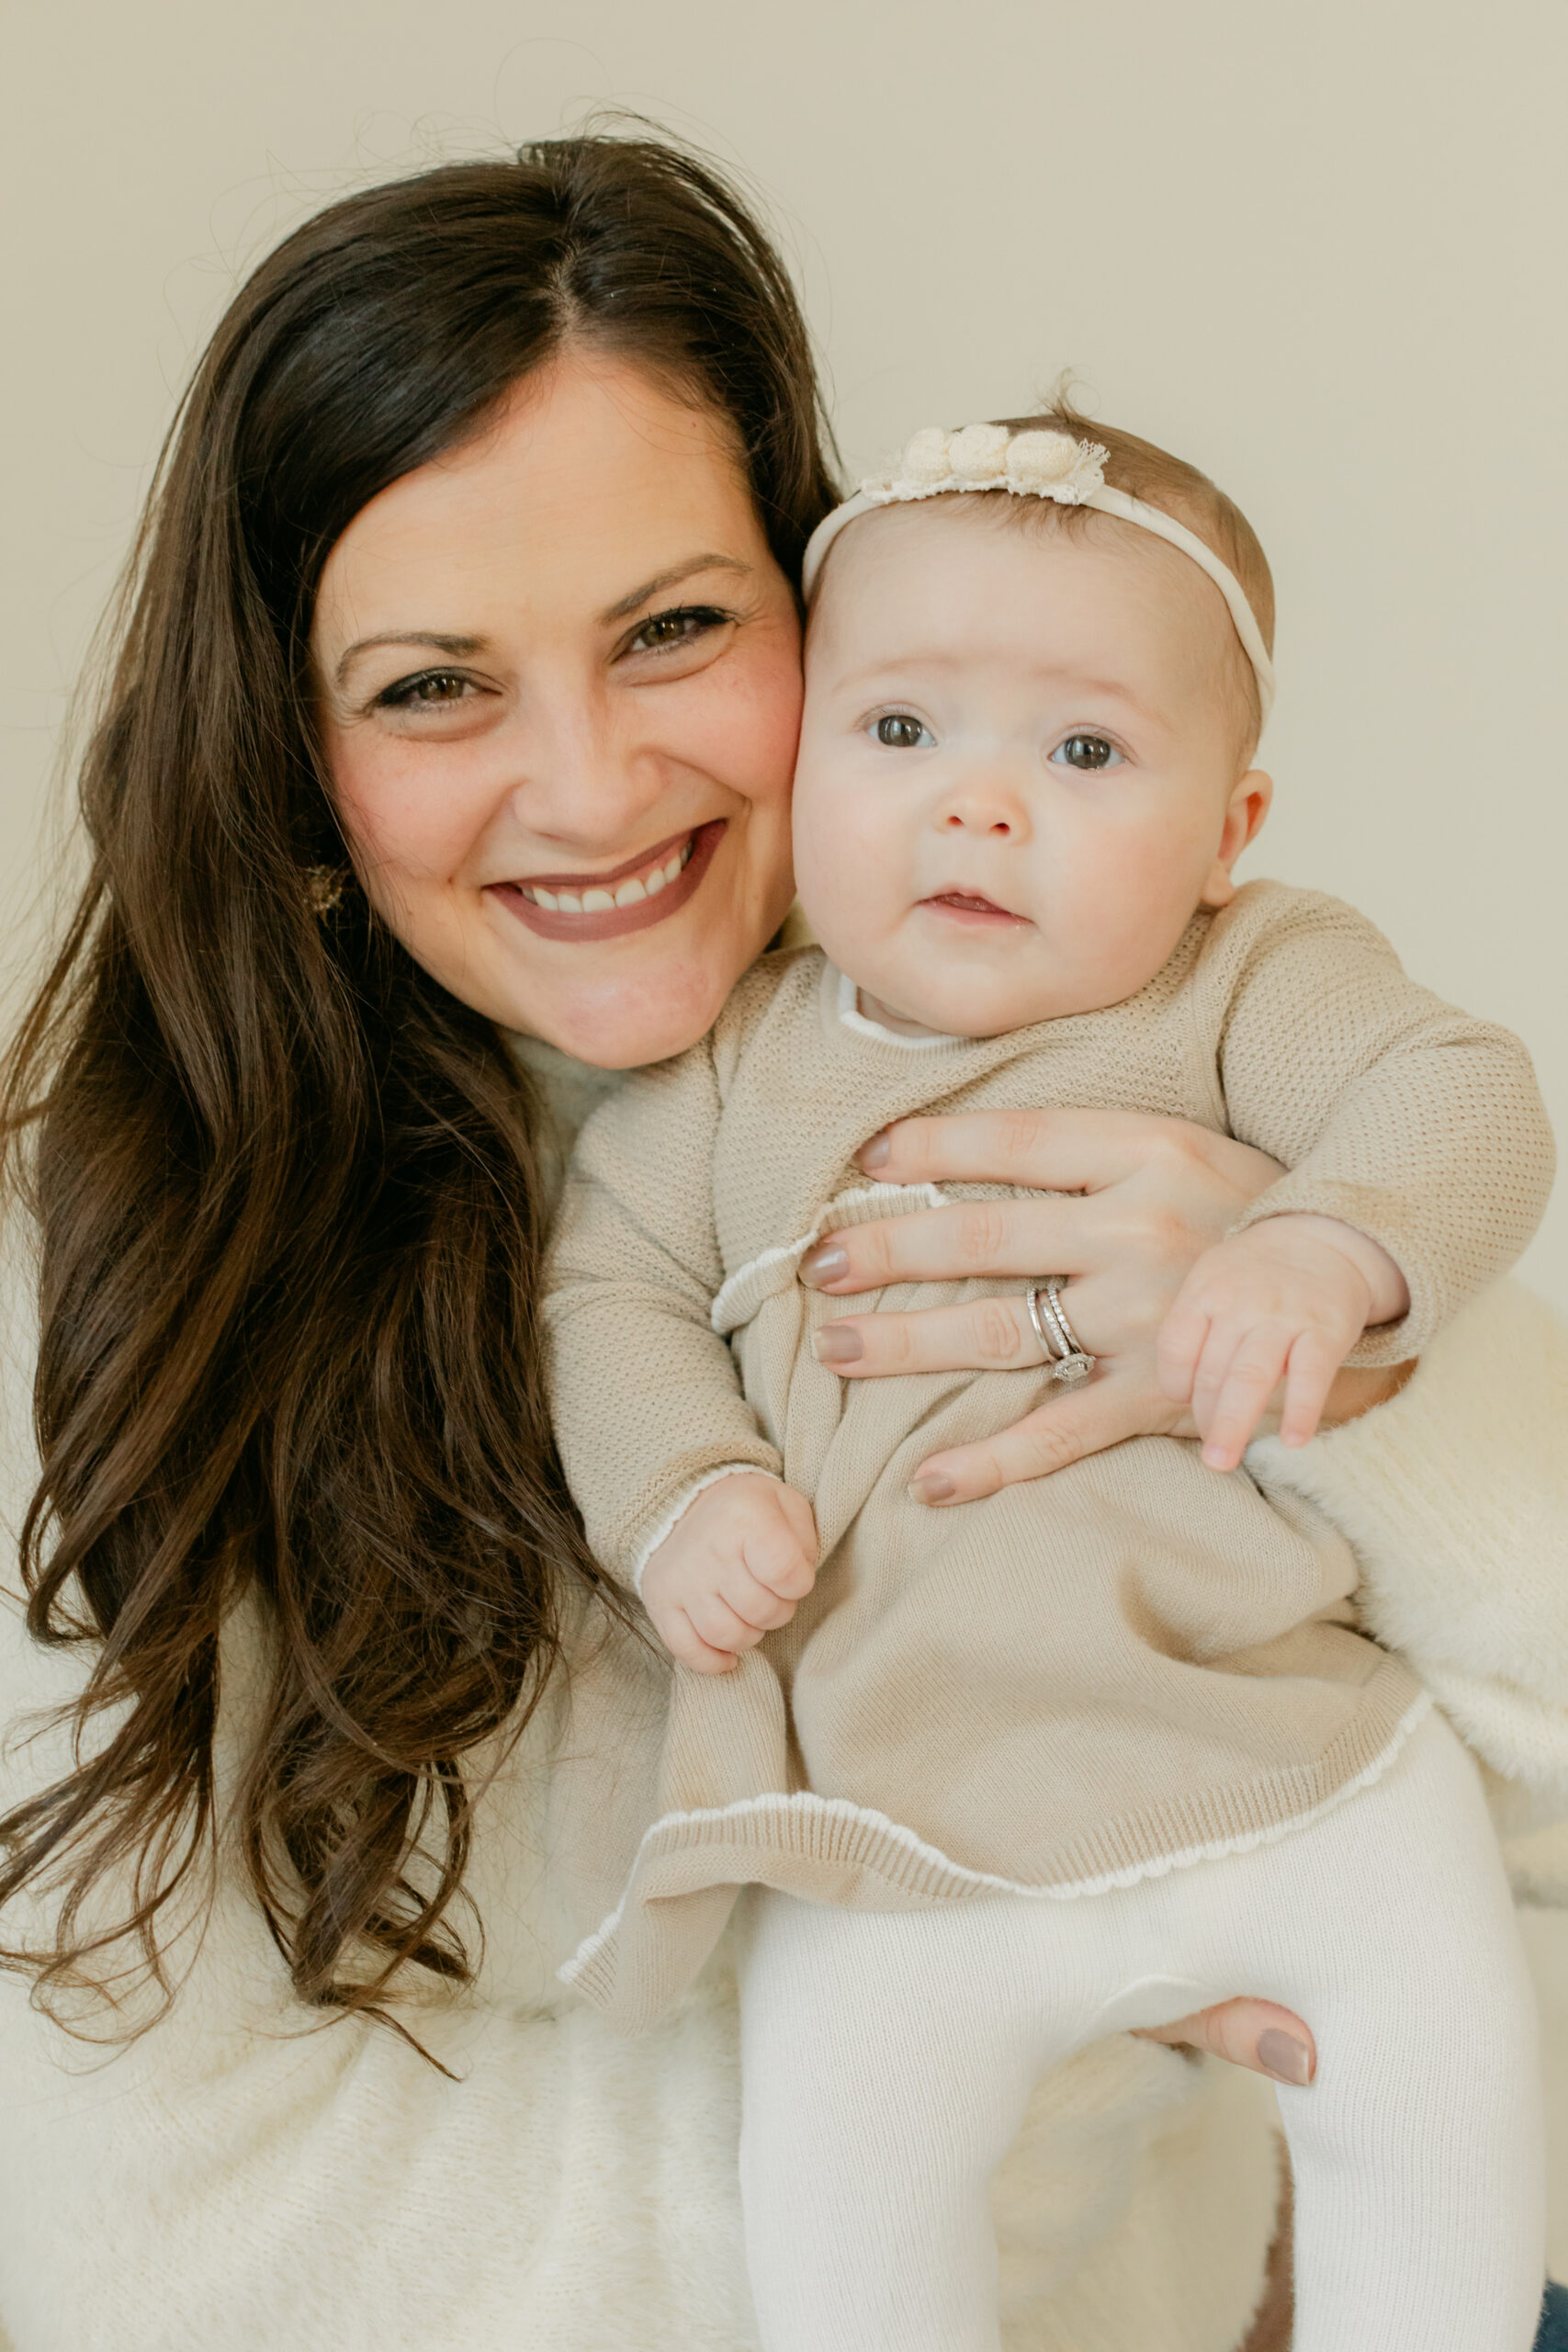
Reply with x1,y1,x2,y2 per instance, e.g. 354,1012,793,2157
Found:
546,412,1554,2352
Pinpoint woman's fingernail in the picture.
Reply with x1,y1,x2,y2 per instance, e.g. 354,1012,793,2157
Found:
813,1325,863,1365
859,1130,890,1170
799,1244,849,1288
908,1472,955,1504
1257,2029,1313,2086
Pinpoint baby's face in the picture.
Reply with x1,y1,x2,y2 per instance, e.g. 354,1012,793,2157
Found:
793,500,1270,1037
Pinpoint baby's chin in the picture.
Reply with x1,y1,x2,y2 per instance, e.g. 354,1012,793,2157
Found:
845,913,1189,1035
857,944,1167,1037
857,972,1065,1041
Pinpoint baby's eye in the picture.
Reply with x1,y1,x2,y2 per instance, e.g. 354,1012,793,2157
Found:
1051,733,1123,772
873,713,934,750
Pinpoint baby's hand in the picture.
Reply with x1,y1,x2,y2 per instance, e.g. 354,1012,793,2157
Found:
1157,1215,1409,1474
640,1474,818,1674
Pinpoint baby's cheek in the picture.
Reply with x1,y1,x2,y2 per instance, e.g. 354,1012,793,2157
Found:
792,769,900,943
1057,824,1214,991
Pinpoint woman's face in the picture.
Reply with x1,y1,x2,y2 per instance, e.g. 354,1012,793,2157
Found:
311,352,804,1067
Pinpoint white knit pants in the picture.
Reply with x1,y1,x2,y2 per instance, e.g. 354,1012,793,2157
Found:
736,1709,1545,2352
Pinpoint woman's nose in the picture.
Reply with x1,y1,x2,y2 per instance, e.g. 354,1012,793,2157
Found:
506,700,667,852
935,765,1032,842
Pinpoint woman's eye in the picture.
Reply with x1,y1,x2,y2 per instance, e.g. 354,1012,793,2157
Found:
1051,733,1123,772
874,714,933,750
626,605,728,654
378,670,472,708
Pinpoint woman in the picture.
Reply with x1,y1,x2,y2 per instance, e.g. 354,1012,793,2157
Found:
1,137,1562,2352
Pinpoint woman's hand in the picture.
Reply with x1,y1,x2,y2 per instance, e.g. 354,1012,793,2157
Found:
1136,1998,1315,2086
800,1107,1407,1501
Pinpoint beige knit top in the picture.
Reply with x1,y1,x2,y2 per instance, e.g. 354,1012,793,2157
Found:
545,883,1553,2030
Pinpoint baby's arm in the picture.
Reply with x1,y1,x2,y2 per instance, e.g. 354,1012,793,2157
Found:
1159,889,1554,1472
545,1031,817,1658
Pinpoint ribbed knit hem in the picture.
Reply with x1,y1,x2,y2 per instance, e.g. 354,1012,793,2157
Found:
561,1669,1429,2030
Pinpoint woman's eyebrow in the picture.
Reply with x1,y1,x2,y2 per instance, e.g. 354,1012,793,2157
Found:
600,553,751,623
334,630,485,687
333,558,751,684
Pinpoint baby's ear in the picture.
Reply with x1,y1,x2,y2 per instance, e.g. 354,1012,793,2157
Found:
1200,770,1273,908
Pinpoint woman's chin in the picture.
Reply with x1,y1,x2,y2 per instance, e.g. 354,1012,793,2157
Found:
515,944,750,1070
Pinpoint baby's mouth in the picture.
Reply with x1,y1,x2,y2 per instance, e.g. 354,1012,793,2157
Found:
491,821,725,943
920,888,1031,926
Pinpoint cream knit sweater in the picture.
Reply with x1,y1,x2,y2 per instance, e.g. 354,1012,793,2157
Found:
546,884,1552,2028
0,1082,1562,2352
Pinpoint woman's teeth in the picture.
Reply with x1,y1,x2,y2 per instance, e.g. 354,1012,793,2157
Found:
520,838,694,915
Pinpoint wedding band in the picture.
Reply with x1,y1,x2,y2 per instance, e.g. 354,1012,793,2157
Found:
1025,1279,1097,1386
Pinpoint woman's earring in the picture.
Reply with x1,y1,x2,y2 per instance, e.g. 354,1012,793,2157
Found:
303,864,352,917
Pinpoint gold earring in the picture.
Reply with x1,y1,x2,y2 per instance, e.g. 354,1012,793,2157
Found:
303,864,351,917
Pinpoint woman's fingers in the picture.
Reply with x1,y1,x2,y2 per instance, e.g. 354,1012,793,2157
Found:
1156,1296,1210,1404
788,1109,1293,1492
814,1293,1049,1377
908,1382,1156,1504
800,1199,1092,1295
857,1107,1273,1198
1136,1997,1316,2086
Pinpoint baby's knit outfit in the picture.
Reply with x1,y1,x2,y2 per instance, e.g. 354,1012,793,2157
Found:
546,881,1554,2352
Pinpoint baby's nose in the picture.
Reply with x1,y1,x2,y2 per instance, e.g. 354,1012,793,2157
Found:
944,806,1016,835
939,769,1031,839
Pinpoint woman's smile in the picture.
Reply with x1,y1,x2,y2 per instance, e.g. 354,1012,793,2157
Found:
492,819,722,942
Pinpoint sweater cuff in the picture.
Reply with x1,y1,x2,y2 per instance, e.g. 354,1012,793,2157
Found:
627,1465,783,1599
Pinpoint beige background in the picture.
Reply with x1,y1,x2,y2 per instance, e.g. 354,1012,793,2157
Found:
2,0,1564,2285
5,0,1565,1312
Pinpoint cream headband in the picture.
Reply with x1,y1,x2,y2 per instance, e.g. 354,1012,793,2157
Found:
800,424,1276,725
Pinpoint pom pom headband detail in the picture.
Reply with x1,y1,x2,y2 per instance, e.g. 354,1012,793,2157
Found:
801,425,1276,725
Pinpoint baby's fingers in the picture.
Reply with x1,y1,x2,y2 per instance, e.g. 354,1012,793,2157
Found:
741,1488,819,1598
1195,1328,1292,1472
717,1558,806,1634
659,1608,739,1675
1278,1331,1342,1449
684,1589,770,1661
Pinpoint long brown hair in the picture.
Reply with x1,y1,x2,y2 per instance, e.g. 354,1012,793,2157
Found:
0,135,838,2039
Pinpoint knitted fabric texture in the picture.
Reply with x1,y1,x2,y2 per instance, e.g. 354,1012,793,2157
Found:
545,882,1552,2029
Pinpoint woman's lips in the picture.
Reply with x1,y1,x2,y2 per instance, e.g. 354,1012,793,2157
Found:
491,820,726,944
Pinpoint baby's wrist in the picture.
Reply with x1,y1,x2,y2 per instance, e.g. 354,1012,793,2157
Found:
1248,1213,1410,1326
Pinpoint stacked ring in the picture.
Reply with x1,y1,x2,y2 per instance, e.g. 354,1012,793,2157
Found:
1025,1279,1097,1386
